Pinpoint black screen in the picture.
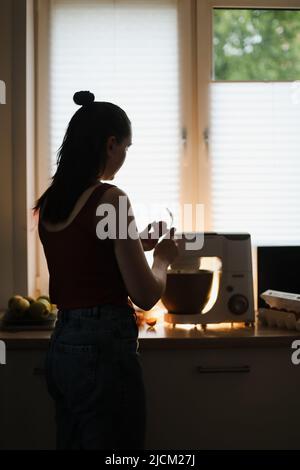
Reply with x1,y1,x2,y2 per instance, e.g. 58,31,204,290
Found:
257,246,300,308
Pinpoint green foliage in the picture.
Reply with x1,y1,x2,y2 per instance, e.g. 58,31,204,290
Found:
214,9,300,80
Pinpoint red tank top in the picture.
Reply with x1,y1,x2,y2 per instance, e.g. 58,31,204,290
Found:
38,183,134,310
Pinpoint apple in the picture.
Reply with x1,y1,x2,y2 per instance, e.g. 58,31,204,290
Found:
8,295,30,318
37,295,51,303
29,300,51,320
37,295,52,311
38,298,51,311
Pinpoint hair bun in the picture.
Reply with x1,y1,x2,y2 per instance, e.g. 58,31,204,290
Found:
73,91,95,106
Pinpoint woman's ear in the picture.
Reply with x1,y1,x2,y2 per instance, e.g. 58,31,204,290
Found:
106,135,117,157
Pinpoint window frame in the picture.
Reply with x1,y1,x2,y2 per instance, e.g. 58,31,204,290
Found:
36,0,51,295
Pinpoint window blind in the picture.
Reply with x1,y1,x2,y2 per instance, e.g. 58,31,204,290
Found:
210,82,300,246
49,0,181,235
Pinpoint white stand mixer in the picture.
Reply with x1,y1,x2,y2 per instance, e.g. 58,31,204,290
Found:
162,232,255,328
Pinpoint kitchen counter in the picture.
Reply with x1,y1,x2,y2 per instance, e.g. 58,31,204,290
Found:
1,304,300,349
1,305,300,450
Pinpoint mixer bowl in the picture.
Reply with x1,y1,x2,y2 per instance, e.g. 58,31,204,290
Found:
161,270,214,314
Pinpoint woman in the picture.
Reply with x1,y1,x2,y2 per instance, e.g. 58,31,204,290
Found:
34,91,179,450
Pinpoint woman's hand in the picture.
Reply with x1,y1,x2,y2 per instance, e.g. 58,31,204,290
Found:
153,227,180,265
139,221,168,251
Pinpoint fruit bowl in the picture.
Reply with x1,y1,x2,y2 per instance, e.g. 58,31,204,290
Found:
0,295,57,330
1,310,57,324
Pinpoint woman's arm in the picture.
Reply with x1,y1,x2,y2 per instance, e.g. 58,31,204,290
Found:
97,187,178,311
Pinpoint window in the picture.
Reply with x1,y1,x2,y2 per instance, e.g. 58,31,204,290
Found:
209,6,300,246
214,9,300,81
37,0,300,296
49,0,182,231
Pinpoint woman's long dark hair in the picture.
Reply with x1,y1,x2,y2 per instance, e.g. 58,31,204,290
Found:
33,91,131,223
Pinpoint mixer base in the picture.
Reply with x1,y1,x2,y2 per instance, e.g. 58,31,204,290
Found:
164,312,208,325
164,312,254,328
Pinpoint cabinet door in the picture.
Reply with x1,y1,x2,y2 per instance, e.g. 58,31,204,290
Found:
0,349,56,450
141,347,300,449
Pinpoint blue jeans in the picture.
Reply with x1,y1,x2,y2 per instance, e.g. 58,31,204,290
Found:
45,304,146,449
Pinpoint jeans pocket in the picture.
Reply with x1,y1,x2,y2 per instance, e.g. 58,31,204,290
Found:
53,342,98,405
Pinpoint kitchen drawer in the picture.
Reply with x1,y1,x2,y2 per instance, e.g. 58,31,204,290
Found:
141,347,300,449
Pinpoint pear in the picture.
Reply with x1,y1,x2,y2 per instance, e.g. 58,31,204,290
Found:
24,296,35,305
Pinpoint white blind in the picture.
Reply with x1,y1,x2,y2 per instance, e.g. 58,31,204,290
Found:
49,0,181,234
210,82,300,246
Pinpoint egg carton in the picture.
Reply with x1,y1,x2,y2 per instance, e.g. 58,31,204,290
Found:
258,308,300,331
260,289,300,314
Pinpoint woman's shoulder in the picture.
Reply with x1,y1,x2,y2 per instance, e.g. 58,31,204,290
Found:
96,183,130,205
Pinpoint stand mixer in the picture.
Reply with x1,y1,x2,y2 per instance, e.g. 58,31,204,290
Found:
161,232,255,328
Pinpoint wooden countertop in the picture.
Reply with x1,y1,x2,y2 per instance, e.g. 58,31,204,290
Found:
1,304,300,350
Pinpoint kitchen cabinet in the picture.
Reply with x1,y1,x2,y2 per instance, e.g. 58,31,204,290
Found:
142,346,300,449
1,321,300,450
0,349,56,450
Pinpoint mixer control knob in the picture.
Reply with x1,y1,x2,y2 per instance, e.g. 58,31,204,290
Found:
228,294,249,315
